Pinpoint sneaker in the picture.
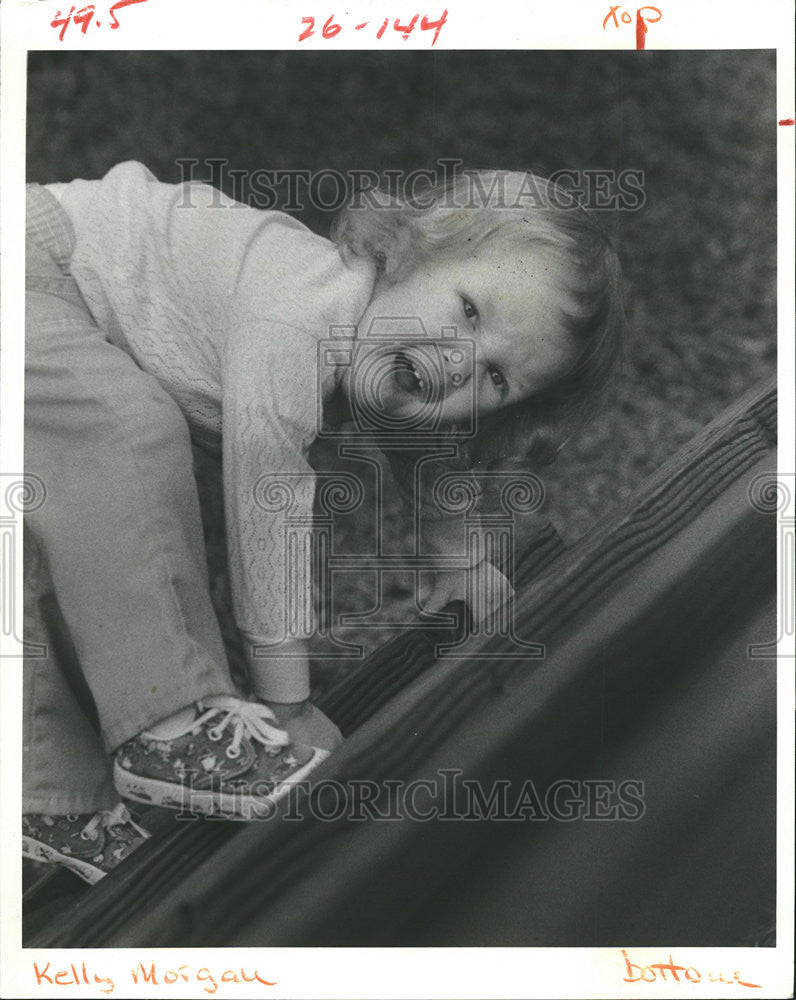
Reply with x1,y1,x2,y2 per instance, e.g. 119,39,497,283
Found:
113,696,329,820
22,803,150,885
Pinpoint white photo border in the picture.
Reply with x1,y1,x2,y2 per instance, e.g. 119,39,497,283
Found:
1,1,793,997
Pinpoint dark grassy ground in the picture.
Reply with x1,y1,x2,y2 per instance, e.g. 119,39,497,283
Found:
26,50,777,693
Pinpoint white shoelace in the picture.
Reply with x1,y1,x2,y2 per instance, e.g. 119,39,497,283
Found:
144,695,290,758
80,802,150,842
202,696,291,755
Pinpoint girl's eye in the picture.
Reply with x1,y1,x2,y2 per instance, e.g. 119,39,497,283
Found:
462,297,478,322
489,368,506,389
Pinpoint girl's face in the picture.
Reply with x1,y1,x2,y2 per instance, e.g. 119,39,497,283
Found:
348,242,578,428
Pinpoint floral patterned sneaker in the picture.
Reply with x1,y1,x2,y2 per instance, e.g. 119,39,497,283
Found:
22,803,150,885
113,696,329,820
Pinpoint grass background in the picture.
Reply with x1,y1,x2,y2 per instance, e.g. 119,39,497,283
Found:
26,50,777,692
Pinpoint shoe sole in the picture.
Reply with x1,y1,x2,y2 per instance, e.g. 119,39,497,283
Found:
113,747,330,820
22,836,104,885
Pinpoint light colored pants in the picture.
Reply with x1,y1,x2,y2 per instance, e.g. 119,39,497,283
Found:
23,186,237,814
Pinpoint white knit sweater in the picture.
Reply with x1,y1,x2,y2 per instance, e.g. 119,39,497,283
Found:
52,161,377,701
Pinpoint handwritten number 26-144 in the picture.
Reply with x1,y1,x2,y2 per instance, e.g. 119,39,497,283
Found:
299,11,448,45
51,0,148,40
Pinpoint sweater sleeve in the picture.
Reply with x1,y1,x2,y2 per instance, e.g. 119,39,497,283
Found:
222,315,320,703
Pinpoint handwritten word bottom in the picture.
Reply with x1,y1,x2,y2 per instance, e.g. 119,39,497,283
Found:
621,950,761,989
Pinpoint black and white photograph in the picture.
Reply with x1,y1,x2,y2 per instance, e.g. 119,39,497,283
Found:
1,1,793,996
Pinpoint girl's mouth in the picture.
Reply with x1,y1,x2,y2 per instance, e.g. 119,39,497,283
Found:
392,350,426,396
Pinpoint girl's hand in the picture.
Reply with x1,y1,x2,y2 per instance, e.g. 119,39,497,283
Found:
260,698,343,751
421,560,514,629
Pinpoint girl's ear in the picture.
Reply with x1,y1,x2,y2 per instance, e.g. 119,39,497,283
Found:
380,215,417,280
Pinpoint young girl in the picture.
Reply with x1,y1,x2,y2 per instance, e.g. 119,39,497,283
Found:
22,162,622,882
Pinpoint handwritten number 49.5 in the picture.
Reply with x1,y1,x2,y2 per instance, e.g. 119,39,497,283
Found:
51,0,148,40
299,12,448,45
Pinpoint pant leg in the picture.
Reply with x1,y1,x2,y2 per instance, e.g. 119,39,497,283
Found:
25,211,238,769
23,530,118,814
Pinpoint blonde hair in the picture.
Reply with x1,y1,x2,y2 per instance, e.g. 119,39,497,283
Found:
332,170,625,471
